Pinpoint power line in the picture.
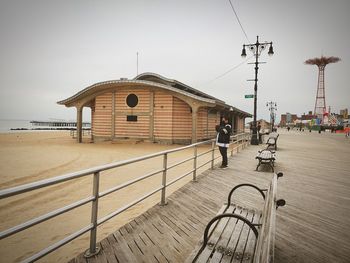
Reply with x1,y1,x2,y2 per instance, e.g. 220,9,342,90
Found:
201,54,253,86
228,0,250,42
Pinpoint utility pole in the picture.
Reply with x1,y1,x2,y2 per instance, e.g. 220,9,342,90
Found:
241,36,274,145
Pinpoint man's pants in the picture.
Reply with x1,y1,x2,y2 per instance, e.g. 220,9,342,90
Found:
219,146,228,166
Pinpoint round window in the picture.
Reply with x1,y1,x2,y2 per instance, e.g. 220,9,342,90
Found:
126,94,138,108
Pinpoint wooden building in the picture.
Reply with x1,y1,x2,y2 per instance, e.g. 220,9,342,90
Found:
58,73,251,144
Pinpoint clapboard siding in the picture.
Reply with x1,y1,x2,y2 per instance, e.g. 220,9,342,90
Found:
90,87,245,143
115,89,150,112
115,115,150,138
114,89,150,138
172,97,192,140
196,108,208,139
207,111,220,138
93,93,112,137
154,91,173,140
237,118,244,132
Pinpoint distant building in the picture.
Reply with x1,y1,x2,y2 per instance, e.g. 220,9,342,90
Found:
280,113,298,127
58,72,251,144
301,111,315,121
340,108,348,119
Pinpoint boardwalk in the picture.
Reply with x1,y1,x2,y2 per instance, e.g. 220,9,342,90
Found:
70,130,350,263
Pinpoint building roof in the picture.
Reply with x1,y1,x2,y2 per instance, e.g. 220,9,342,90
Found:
57,72,252,117
134,72,222,102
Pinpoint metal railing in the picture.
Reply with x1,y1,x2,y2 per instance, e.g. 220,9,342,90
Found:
0,132,250,263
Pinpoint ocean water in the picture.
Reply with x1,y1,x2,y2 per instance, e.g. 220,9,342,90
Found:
0,119,32,133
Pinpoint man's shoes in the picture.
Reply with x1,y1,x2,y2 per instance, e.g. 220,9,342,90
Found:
220,165,228,169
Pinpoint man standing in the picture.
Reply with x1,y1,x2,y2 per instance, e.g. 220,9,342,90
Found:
216,117,232,169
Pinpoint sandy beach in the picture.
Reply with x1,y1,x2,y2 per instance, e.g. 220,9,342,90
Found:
0,131,219,263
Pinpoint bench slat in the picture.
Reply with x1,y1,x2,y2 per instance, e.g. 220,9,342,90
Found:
209,206,246,262
218,208,250,263
194,205,236,262
229,209,255,263
243,210,262,262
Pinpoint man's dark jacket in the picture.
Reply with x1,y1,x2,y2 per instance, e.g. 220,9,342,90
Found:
217,124,232,144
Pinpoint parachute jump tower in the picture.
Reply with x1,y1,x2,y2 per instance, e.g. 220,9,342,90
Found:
304,56,340,124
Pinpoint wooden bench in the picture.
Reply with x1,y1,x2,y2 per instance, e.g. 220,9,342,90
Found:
186,173,285,263
266,133,279,151
256,149,276,172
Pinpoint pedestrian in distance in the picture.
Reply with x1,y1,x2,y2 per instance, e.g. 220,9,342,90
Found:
257,122,262,144
216,117,232,169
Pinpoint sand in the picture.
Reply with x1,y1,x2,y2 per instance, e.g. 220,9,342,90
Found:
0,131,216,263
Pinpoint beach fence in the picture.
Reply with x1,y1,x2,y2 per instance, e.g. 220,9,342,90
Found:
0,133,250,263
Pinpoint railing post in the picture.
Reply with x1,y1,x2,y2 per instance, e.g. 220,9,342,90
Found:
84,172,101,258
193,145,198,181
230,137,233,157
160,153,168,206
211,141,215,169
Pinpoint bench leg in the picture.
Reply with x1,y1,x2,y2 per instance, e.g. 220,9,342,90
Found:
269,161,274,172
256,161,261,171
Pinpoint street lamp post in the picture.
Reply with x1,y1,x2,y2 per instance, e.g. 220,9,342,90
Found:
266,101,277,132
241,35,274,145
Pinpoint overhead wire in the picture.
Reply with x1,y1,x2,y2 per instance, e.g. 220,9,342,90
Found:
200,54,254,86
198,0,251,87
228,0,250,42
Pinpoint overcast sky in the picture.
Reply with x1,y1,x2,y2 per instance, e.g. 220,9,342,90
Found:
0,0,349,122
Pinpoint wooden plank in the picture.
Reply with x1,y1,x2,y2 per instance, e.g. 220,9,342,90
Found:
105,234,133,263
184,205,231,263
219,208,249,263
112,229,140,262
99,238,118,263
195,205,236,262
145,209,192,252
243,210,262,262
124,221,164,263
230,208,255,263
208,206,243,262
133,216,182,262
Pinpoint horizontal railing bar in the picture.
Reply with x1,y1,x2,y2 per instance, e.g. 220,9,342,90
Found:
197,159,213,170
99,168,164,198
196,148,213,158
0,196,94,240
166,156,194,170
166,169,195,187
214,155,221,161
0,171,94,200
97,186,163,226
22,224,93,263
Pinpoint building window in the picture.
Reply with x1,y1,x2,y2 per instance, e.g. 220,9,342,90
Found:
126,94,138,108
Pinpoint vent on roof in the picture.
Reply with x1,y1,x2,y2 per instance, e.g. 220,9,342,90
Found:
120,78,128,80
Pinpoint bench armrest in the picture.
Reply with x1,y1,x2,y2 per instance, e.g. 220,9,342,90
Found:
192,213,259,262
226,184,266,210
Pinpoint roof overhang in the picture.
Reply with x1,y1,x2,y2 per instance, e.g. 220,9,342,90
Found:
57,79,217,107
57,72,252,118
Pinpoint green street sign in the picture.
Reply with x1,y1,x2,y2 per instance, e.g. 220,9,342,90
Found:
244,94,254,98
